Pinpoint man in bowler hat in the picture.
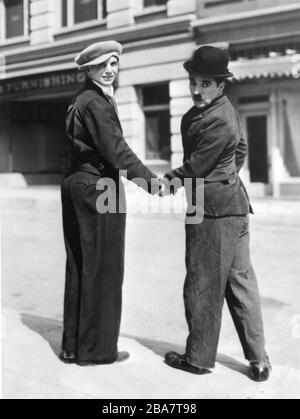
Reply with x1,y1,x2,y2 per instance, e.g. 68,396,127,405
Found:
163,46,271,381
60,41,160,366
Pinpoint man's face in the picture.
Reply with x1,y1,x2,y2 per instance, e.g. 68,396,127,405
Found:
189,74,224,109
88,56,119,87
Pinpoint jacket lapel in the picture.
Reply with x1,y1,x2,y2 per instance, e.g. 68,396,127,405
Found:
85,78,123,132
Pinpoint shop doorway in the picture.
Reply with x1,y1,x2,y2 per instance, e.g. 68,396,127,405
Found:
239,100,270,188
246,115,269,183
1,100,70,181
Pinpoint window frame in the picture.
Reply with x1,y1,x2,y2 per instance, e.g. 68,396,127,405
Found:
135,0,168,19
0,0,29,44
138,83,172,164
57,0,106,30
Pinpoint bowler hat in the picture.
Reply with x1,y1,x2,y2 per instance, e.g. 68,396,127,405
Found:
184,46,233,78
75,41,123,69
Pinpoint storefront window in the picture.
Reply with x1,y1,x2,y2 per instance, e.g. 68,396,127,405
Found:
4,0,24,39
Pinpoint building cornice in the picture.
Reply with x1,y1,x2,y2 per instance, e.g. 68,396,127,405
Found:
192,3,300,33
1,32,193,80
3,15,195,67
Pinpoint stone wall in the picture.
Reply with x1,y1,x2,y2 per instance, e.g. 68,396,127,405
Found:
30,0,56,45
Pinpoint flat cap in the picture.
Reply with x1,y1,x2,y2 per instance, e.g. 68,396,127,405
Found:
75,41,123,69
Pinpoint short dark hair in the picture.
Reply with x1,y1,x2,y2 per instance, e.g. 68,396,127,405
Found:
188,73,226,86
215,78,226,86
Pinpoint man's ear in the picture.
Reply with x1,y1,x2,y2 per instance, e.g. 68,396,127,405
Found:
86,66,91,77
218,81,225,94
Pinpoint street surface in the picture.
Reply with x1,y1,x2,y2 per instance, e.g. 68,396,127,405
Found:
1,187,300,398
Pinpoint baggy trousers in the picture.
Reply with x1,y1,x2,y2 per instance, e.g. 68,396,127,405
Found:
61,171,126,362
184,216,266,369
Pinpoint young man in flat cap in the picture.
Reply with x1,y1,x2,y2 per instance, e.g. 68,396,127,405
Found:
60,41,160,366
163,46,271,382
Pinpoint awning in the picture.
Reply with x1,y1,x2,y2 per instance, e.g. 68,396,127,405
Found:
229,54,300,81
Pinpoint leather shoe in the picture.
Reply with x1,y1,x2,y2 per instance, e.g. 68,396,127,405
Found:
77,351,130,366
164,352,211,375
59,350,77,364
249,358,272,382
116,351,130,363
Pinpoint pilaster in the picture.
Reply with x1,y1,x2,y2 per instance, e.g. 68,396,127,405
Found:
169,79,193,168
106,0,136,29
30,0,56,45
167,0,196,16
116,85,146,159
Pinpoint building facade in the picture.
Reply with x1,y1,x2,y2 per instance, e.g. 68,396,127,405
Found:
0,0,300,196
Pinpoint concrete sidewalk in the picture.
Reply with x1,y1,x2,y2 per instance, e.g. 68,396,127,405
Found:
2,309,300,399
1,186,300,399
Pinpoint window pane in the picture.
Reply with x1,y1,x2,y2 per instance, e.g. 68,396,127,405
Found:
62,0,68,26
142,84,169,106
4,0,24,39
74,0,98,24
145,111,171,160
102,0,107,18
142,83,171,161
144,0,168,7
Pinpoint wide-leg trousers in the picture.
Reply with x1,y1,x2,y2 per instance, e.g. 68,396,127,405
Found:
61,171,126,363
184,216,267,369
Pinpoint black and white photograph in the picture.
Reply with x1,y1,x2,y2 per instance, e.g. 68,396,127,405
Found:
0,0,300,401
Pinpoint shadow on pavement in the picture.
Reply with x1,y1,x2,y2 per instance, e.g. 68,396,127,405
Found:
122,333,249,377
21,313,62,358
19,314,249,377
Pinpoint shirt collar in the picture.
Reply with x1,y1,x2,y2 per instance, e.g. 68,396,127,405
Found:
189,94,227,120
92,80,114,98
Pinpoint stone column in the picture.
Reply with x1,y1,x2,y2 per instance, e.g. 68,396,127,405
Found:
106,0,137,29
115,85,146,159
30,0,56,45
169,79,193,168
167,0,196,16
270,90,282,197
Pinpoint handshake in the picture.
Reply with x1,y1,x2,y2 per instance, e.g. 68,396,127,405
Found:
152,177,182,197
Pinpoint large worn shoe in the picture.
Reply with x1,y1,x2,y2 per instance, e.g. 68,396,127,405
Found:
116,351,130,363
59,350,77,364
164,352,211,375
249,358,272,382
76,351,130,367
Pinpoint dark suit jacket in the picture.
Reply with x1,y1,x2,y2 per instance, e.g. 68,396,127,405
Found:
65,78,156,189
165,95,251,217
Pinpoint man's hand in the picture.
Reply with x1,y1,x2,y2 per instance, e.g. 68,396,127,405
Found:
158,179,167,197
158,179,171,197
151,177,164,195
159,177,182,197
